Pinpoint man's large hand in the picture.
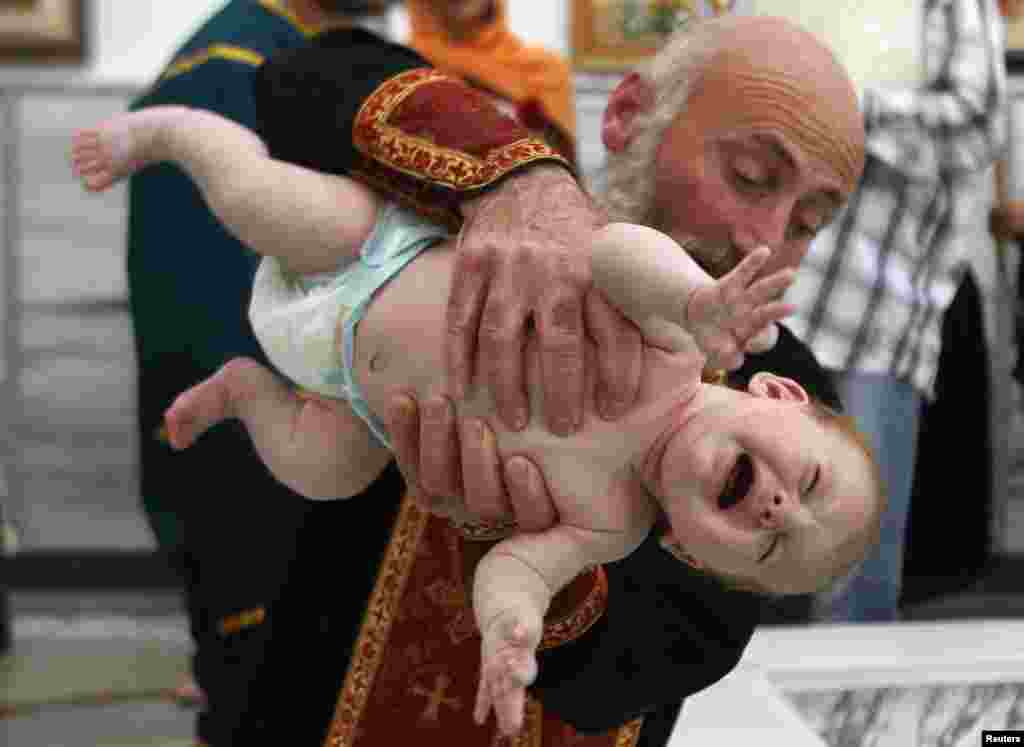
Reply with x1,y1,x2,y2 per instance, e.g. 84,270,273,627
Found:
451,164,642,435
385,393,557,532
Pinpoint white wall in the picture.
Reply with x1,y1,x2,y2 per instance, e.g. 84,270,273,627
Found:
0,0,228,88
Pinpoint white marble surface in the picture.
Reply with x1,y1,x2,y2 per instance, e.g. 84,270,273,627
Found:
670,668,827,746
745,621,1024,692
678,620,1024,746
790,684,1024,747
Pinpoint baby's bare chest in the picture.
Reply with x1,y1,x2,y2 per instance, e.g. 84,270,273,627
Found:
491,416,642,533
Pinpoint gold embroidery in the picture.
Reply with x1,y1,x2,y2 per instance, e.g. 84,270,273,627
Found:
217,606,266,636
257,0,322,36
452,517,518,542
153,423,170,445
538,567,608,651
325,494,430,747
354,69,569,193
159,1,320,84
616,718,644,747
160,44,265,82
325,495,631,746
701,367,727,385
410,672,462,723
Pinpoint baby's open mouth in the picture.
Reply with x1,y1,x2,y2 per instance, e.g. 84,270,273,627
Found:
718,454,753,510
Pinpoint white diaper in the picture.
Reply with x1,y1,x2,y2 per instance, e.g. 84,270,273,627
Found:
249,202,449,446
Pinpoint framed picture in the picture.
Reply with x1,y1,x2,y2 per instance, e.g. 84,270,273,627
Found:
572,0,737,72
0,0,85,64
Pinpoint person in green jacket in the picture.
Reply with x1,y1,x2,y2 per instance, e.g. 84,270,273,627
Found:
127,2,354,743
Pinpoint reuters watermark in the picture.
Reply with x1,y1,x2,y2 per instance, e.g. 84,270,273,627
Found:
985,732,1024,744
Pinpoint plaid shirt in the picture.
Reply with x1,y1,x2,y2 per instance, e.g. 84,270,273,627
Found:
785,0,1007,400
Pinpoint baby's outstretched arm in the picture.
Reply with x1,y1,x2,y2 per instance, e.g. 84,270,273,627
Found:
71,105,379,275
590,223,795,369
164,357,391,500
472,474,656,736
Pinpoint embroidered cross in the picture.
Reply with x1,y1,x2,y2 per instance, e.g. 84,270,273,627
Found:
410,672,461,723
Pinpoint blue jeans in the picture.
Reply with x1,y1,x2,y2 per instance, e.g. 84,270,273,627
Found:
816,371,922,623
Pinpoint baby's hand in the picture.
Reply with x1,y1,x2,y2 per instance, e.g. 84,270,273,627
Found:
474,611,542,736
684,247,795,370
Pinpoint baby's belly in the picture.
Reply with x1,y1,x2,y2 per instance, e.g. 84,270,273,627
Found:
353,245,453,413
351,247,608,467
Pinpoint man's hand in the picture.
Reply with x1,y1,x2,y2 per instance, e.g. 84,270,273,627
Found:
450,164,642,435
385,392,557,532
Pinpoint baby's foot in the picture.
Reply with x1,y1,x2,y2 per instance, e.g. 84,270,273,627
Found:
70,105,189,192
474,614,541,736
163,362,240,450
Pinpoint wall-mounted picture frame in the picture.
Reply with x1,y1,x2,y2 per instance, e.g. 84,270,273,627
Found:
0,0,85,64
571,0,737,72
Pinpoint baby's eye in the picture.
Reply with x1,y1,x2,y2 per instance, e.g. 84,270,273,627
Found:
803,464,821,498
759,533,781,563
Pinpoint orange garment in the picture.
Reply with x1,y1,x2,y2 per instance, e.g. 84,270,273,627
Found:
405,0,576,152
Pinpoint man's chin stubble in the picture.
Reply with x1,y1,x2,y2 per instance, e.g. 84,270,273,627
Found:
649,207,743,279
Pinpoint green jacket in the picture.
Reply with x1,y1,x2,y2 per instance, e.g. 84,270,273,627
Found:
127,0,315,548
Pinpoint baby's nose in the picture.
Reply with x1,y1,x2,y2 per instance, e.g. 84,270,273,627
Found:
757,493,794,529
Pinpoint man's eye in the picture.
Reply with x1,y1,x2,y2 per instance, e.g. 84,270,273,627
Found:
787,221,819,240
734,169,765,188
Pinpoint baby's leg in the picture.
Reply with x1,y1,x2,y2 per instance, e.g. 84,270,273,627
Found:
71,106,379,274
165,357,391,500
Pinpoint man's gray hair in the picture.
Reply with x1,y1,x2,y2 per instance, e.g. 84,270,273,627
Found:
599,20,728,225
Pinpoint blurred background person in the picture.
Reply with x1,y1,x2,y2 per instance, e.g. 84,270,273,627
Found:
782,0,1009,623
125,2,406,744
991,0,1024,398
904,0,1024,617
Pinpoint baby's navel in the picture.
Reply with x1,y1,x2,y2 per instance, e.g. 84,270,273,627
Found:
369,351,389,373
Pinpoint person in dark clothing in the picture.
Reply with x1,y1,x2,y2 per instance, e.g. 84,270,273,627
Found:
222,14,865,747
126,2,323,741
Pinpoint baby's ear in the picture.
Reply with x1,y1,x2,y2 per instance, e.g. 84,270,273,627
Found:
748,372,809,403
658,532,703,569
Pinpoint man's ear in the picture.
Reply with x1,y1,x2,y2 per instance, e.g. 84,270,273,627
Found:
602,72,656,152
748,372,810,403
659,531,703,569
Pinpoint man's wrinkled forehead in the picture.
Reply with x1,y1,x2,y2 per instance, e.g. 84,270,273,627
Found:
690,20,865,192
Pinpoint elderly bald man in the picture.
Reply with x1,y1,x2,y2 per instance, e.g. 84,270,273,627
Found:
389,14,866,530
230,13,867,747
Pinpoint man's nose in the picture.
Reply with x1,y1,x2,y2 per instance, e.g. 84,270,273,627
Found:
732,201,790,253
